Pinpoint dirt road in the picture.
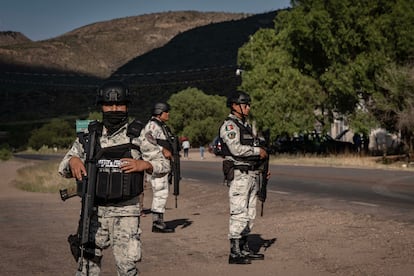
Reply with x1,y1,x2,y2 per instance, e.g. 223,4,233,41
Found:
1,153,414,275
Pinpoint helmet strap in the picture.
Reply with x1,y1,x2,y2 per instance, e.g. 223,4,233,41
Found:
231,104,246,122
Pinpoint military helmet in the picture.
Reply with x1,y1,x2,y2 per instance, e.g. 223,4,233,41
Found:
152,102,171,115
226,90,251,107
96,80,131,105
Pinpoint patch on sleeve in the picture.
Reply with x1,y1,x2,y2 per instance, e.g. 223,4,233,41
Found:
225,124,234,131
227,131,236,139
145,131,157,145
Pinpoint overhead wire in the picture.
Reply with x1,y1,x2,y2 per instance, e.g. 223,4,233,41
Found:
0,65,240,88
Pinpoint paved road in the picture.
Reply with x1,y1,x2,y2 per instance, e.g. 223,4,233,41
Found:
2,153,414,275
182,159,414,222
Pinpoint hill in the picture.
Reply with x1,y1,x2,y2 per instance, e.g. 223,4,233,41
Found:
0,31,32,46
0,11,249,78
0,10,280,148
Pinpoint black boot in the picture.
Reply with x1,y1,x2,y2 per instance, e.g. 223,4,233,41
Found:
152,212,175,233
228,239,251,264
240,236,264,260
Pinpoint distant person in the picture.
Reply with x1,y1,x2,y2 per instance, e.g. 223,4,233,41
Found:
352,132,362,154
58,80,170,275
182,139,190,159
199,145,205,159
219,90,269,264
142,102,176,233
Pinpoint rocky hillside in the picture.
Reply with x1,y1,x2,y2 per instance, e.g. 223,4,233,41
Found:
0,10,280,125
0,31,32,46
0,11,249,78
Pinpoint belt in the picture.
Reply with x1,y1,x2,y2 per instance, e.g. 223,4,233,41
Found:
234,164,257,172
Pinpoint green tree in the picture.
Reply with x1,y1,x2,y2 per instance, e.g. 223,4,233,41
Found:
28,119,74,150
88,111,102,121
374,64,414,152
238,0,414,140
167,88,227,146
239,28,325,137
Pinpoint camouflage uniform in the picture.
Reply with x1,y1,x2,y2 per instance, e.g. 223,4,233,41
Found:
59,123,170,276
142,118,170,214
219,113,261,240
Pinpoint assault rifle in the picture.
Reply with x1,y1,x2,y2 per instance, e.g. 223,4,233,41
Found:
258,129,271,217
59,121,100,271
169,135,181,208
76,121,99,271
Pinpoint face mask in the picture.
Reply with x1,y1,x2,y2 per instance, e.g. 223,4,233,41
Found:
102,111,128,134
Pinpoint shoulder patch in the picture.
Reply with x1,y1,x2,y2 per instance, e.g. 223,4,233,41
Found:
227,131,236,139
225,124,234,131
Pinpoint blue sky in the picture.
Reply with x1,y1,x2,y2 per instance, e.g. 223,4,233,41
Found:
1,0,291,41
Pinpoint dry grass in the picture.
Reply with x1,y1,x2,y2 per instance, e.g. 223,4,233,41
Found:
271,153,413,171
14,160,74,193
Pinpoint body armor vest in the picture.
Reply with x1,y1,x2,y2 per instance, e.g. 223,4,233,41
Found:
220,117,260,162
95,143,144,203
79,120,144,204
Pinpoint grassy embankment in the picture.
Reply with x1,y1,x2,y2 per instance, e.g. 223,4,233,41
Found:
14,160,74,193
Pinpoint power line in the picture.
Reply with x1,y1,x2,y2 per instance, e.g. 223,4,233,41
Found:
0,64,240,88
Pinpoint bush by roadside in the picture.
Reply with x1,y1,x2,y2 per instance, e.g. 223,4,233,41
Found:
0,146,12,161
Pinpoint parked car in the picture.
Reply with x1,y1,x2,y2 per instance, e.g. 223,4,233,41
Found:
271,131,356,155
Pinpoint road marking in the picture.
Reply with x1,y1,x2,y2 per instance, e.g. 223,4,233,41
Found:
373,185,414,201
269,190,291,195
183,178,200,182
349,201,378,207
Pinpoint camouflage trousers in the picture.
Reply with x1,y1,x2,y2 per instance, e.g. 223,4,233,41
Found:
76,205,142,276
228,169,259,240
150,174,169,213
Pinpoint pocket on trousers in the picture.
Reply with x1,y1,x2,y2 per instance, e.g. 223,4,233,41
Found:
222,160,234,182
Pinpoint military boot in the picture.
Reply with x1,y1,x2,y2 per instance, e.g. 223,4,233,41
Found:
152,212,175,233
228,239,251,264
240,236,264,260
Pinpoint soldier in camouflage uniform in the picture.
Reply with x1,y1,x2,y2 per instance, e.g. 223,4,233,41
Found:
58,80,170,276
142,102,175,233
219,90,269,264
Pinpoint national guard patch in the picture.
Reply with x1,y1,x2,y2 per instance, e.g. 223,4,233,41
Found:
225,124,234,131
227,131,236,139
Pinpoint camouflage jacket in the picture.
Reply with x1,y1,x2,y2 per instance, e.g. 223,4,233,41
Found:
219,113,261,166
58,122,170,215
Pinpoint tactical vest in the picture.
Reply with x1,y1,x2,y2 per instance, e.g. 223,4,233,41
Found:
219,117,260,162
80,120,144,204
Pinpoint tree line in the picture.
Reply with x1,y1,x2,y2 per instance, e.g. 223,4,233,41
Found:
21,0,414,156
26,88,228,151
238,0,414,153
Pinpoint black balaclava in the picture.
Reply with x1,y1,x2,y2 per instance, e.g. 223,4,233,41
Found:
102,111,128,135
